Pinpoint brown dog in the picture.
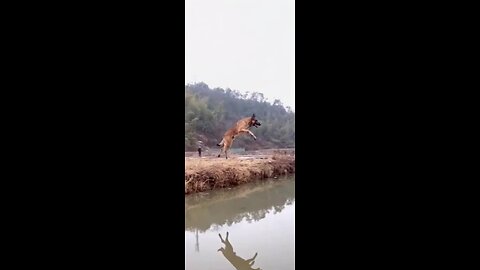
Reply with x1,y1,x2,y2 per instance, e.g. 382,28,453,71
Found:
217,114,261,159
218,232,261,270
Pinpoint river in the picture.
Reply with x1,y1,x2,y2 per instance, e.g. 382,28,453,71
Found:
185,175,295,270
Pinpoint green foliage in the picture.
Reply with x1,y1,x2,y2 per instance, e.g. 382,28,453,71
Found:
185,82,295,151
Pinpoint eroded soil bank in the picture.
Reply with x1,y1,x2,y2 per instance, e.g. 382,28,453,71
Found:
185,155,295,194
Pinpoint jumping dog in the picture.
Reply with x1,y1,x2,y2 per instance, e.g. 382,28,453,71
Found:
217,114,261,159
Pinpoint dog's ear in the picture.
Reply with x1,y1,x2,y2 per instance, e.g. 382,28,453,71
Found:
251,113,256,119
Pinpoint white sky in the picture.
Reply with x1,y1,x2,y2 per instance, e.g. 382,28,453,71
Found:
185,0,295,110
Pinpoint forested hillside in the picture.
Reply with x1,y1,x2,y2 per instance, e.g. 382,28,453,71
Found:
185,82,295,151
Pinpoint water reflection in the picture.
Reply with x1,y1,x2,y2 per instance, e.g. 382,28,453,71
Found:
195,229,199,252
185,176,295,232
185,176,295,270
218,232,261,270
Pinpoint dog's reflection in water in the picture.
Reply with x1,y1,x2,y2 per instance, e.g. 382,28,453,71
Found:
218,232,261,270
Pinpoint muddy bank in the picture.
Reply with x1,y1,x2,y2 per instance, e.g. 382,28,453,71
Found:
185,148,295,157
185,155,295,194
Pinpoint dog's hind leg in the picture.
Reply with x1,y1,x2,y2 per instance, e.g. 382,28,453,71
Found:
217,139,225,157
220,142,230,159
218,142,229,158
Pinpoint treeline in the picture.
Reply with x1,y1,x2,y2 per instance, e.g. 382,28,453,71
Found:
185,82,295,151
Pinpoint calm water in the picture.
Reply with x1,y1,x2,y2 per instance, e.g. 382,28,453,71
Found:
185,175,295,270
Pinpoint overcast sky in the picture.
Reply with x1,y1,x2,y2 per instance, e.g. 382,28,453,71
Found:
185,0,295,110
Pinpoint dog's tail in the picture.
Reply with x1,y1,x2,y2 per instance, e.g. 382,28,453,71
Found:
217,138,224,147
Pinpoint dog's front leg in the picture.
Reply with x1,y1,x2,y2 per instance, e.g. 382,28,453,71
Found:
245,252,258,264
240,129,257,140
218,233,225,243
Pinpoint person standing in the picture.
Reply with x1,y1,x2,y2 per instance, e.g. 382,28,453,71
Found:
197,140,203,157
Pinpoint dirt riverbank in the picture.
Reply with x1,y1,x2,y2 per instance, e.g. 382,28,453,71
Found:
185,154,295,194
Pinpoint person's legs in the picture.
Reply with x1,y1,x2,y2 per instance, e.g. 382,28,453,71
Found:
198,148,202,157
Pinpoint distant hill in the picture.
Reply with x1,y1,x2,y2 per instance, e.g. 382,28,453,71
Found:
185,82,295,151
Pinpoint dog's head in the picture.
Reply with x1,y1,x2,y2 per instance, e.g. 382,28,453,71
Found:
250,113,261,128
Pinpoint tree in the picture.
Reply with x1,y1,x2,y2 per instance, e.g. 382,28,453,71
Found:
185,83,295,151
